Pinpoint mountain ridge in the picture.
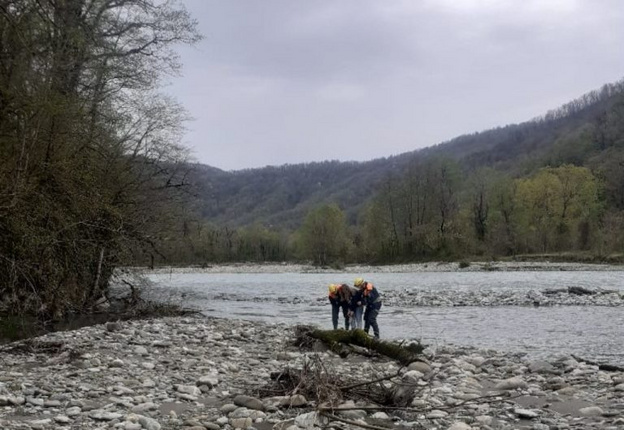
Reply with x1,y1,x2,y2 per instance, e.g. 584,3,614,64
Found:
187,78,624,229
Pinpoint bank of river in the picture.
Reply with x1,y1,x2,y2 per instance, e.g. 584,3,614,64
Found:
2,316,624,429
138,264,624,366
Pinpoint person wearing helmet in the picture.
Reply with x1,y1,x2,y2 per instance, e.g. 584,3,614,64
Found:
354,277,382,338
348,279,365,330
328,283,353,330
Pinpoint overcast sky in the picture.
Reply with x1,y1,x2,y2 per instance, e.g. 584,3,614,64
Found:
167,0,624,171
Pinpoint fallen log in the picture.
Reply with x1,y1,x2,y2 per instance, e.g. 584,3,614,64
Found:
571,354,624,372
295,326,423,365
568,286,596,295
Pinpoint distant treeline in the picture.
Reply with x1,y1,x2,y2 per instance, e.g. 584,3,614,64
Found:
143,162,622,267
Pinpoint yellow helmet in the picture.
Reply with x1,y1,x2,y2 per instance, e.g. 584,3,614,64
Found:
354,277,364,287
328,284,338,294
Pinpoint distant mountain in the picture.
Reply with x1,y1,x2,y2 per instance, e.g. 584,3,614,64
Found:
188,78,624,229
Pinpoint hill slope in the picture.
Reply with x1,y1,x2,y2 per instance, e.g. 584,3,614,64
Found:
189,79,624,228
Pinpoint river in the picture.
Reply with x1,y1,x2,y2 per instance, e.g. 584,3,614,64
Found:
145,270,624,365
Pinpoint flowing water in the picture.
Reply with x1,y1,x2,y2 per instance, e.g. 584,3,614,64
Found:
145,270,624,365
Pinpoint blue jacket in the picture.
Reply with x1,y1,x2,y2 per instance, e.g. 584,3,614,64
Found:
363,283,382,310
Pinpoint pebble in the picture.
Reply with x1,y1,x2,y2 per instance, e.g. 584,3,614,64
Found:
0,315,621,430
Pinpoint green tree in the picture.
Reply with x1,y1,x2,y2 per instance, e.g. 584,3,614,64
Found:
297,204,348,266
488,175,520,255
516,165,600,252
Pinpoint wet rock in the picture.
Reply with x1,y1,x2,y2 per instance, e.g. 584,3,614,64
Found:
221,403,238,414
110,358,125,368
54,415,71,424
337,409,367,420
495,377,528,391
29,419,52,429
230,417,253,429
579,406,604,416
66,406,82,416
230,407,252,419
138,414,162,430
198,375,219,387
403,370,424,383
106,321,122,332
448,422,472,430
294,411,321,428
177,384,202,396
279,394,307,407
529,360,559,375
134,346,149,356
132,402,158,413
557,386,577,395
215,416,229,425
233,394,265,411
474,415,492,425
26,396,44,406
514,408,539,419
426,410,448,419
407,361,432,374
89,410,123,421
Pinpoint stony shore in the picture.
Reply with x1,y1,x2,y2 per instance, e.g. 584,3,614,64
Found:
142,261,624,275
141,261,624,307
1,316,623,430
381,287,624,307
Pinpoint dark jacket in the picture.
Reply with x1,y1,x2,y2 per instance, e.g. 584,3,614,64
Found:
363,282,382,310
329,284,352,306
350,288,364,311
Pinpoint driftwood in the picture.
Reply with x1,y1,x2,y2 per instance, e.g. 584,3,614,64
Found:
567,286,596,295
294,326,423,365
319,412,391,430
571,354,624,372
543,286,619,296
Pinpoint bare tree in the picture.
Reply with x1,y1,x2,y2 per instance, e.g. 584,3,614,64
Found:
0,0,201,317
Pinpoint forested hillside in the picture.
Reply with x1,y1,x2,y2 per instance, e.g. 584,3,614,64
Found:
189,80,624,228
160,79,624,265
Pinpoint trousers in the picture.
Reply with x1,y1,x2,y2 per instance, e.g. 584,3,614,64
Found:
364,304,381,338
331,302,350,330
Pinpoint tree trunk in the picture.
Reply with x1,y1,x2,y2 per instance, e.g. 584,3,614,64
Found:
295,327,423,365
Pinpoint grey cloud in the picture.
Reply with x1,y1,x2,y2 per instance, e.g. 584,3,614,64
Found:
171,0,624,170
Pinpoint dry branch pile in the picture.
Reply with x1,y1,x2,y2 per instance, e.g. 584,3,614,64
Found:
258,326,428,412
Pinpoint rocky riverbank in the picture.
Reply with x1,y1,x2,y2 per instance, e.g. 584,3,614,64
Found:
214,286,624,308
381,286,624,308
141,261,624,275
1,316,623,429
